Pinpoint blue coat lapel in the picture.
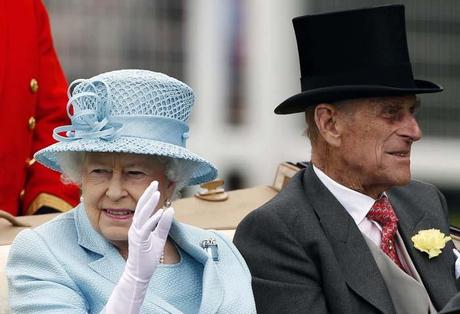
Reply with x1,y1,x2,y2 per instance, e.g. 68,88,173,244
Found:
169,221,225,314
74,205,126,285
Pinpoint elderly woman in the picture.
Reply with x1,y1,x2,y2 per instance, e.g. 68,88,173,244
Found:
6,70,256,313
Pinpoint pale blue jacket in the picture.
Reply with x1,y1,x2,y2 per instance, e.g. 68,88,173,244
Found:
6,205,256,313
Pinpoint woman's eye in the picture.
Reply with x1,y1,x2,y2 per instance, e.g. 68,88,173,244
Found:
91,169,110,174
127,171,145,176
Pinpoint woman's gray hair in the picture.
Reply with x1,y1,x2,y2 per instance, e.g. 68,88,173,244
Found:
57,152,85,185
56,152,195,199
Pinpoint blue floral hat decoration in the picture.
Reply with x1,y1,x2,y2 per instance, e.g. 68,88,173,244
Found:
34,69,217,186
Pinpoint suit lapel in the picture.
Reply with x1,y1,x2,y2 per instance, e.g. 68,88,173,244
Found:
301,166,395,313
388,191,457,310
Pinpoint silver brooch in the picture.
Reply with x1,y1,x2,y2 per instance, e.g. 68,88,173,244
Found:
201,238,219,261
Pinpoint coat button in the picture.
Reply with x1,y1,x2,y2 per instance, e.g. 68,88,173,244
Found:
19,189,25,200
28,116,36,130
25,158,36,167
30,78,39,93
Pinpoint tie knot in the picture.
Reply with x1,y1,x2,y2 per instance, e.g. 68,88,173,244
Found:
367,196,399,227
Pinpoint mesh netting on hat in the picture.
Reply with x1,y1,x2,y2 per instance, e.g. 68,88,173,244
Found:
35,69,217,186
72,70,194,122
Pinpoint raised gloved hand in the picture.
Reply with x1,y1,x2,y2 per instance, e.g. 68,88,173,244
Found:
126,181,174,282
106,181,175,314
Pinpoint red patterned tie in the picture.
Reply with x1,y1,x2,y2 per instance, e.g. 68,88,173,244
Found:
367,196,404,270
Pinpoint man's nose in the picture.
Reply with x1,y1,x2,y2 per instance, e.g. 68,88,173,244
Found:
400,114,422,142
105,174,128,200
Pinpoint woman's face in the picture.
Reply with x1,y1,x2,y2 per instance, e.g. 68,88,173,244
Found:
81,152,175,245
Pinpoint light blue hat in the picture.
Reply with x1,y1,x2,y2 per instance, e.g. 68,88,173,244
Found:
34,69,217,186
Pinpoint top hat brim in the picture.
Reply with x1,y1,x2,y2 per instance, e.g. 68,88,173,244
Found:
275,79,442,114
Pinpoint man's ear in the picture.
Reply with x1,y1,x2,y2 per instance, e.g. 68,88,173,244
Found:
314,103,343,147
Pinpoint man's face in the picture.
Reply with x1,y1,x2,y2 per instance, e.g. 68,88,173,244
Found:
335,95,421,195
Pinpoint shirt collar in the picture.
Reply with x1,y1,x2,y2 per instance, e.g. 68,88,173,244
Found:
312,165,377,225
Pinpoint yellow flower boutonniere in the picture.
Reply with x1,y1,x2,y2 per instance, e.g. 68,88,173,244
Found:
411,229,451,258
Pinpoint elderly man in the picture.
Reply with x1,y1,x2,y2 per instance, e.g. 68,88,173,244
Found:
234,5,458,314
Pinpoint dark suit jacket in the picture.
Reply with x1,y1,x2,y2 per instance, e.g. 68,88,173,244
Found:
234,164,458,314
442,292,460,314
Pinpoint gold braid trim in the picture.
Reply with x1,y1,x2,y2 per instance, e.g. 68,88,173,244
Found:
26,193,73,215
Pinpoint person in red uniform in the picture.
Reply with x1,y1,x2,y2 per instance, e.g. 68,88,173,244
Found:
0,0,80,215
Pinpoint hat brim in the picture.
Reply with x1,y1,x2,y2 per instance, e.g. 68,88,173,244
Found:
275,79,442,114
34,137,217,186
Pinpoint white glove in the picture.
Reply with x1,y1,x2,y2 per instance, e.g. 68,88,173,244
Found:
106,181,174,314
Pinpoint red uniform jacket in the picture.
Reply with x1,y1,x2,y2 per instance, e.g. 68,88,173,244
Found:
0,0,79,215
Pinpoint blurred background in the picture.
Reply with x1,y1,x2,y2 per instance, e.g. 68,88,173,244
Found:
43,0,460,224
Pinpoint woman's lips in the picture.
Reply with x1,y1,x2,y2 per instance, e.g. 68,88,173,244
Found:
103,208,134,220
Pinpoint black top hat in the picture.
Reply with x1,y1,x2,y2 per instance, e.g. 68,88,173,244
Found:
275,4,442,115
